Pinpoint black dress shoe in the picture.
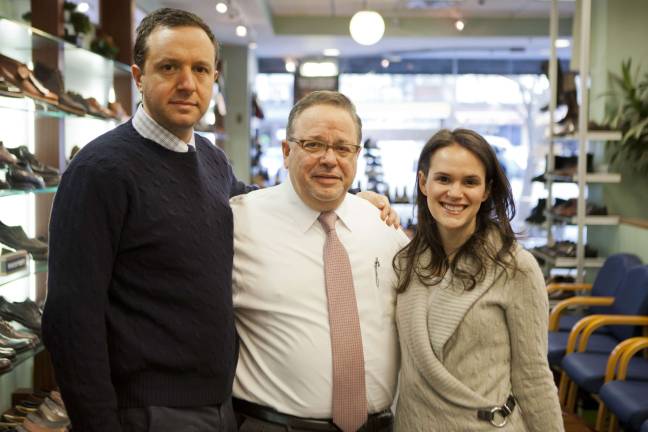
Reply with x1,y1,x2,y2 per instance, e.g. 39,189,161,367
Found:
7,146,59,176
6,164,46,190
0,220,48,259
0,297,42,333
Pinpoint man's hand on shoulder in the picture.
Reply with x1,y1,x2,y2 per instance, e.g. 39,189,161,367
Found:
356,191,401,229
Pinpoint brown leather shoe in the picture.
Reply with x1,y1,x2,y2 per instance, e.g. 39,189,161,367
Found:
0,53,58,106
0,141,18,165
0,76,23,98
33,62,86,116
20,417,65,432
85,97,114,119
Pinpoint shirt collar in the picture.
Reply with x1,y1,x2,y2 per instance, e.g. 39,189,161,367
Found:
132,105,196,152
279,176,359,234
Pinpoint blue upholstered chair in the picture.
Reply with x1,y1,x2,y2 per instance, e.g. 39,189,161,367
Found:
556,265,648,412
547,253,642,367
597,337,648,432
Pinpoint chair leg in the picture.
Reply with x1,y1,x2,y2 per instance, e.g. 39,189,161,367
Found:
558,371,570,407
607,415,618,432
595,401,607,431
566,381,579,413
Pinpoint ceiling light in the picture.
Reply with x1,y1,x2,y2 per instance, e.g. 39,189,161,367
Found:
235,25,247,37
299,61,339,77
349,10,385,46
215,2,228,14
381,59,390,68
323,48,340,57
455,19,465,31
555,39,570,48
76,2,90,13
285,59,296,73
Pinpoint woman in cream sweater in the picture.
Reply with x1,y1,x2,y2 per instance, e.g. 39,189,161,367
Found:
393,129,563,431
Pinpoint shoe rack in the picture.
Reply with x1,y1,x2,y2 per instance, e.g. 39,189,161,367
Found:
0,0,135,412
530,0,622,283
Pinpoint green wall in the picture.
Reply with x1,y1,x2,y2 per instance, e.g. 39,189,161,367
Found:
587,0,648,240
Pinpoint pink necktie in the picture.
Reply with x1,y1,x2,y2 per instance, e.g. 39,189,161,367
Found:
318,211,367,432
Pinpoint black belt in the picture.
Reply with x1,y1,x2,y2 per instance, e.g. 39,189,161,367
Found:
233,397,393,431
477,395,516,428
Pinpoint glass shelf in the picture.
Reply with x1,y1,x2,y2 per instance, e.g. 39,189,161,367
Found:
0,187,57,198
0,16,131,107
0,94,121,121
0,259,47,288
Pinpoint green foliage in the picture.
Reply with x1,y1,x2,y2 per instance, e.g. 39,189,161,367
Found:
90,35,119,60
604,59,648,173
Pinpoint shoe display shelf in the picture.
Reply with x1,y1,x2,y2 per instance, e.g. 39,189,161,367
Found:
536,0,623,283
0,187,57,198
0,344,44,378
0,13,132,405
0,260,47,289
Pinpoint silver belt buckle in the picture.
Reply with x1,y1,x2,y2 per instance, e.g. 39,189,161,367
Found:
488,406,508,428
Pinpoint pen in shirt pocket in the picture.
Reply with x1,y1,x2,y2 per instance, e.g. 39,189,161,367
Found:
374,257,380,289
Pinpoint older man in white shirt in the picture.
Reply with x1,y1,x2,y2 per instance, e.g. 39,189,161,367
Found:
231,90,409,432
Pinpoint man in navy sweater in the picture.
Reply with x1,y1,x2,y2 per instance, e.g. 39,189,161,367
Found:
42,8,246,432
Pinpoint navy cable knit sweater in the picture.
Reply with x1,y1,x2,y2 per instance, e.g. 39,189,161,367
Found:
42,121,249,432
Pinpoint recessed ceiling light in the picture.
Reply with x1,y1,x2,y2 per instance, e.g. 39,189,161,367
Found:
323,48,340,57
455,19,465,31
555,39,571,48
381,59,390,68
235,25,247,38
76,2,90,13
215,2,228,14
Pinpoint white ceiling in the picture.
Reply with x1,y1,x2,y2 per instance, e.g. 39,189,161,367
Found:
147,0,575,60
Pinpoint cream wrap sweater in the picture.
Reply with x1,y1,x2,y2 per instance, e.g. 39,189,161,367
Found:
395,244,564,432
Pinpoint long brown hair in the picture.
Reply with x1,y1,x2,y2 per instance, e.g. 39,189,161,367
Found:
393,129,517,293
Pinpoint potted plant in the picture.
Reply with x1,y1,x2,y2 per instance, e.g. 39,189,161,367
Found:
604,59,648,173
63,1,92,46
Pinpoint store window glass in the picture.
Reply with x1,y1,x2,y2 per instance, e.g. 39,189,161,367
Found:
253,71,553,232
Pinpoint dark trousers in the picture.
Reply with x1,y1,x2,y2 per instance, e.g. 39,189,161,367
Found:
118,398,237,432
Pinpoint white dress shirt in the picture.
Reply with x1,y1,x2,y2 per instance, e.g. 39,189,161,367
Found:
231,178,410,418
132,105,196,152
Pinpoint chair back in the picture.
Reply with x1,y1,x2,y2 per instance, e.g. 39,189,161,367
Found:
590,253,642,314
609,265,648,341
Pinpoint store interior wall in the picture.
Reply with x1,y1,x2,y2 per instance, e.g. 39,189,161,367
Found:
221,44,251,183
587,0,648,258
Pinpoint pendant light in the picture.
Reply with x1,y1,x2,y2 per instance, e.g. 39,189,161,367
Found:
349,3,385,46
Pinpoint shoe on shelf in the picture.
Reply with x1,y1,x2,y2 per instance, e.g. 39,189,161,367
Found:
33,62,86,116
5,164,46,190
0,53,59,107
0,220,48,260
0,356,11,372
0,75,24,98
0,141,18,166
7,146,59,177
0,319,38,346
0,345,16,360
0,297,42,333
0,331,32,353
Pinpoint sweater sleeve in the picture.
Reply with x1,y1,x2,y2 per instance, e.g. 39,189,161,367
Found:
505,251,565,432
42,161,128,432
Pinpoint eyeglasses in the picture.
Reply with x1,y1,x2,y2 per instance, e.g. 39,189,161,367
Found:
288,138,361,159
